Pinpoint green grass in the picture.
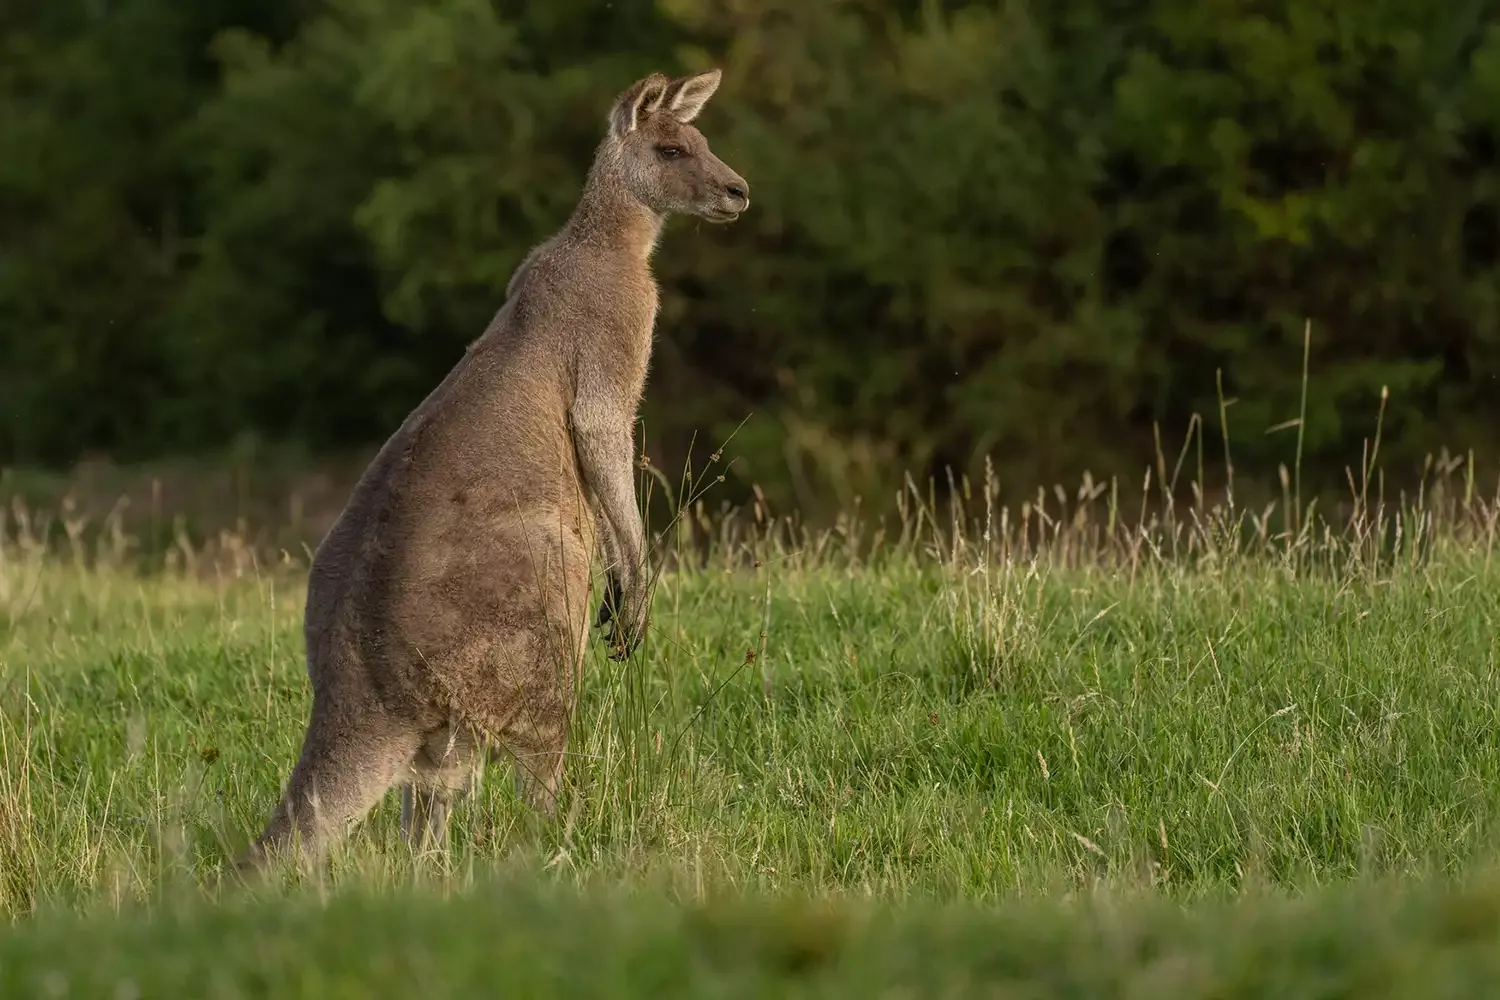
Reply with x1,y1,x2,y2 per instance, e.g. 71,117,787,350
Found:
5,482,1500,994
8,874,1500,997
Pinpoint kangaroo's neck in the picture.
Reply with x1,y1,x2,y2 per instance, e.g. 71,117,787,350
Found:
562,162,664,267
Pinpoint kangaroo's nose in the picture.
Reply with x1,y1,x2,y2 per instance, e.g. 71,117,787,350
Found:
725,181,749,207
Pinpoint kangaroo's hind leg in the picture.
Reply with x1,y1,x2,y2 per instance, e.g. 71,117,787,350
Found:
400,722,484,854
234,693,420,878
500,555,592,818
503,703,570,817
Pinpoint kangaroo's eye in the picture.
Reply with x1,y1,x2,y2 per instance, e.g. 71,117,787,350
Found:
656,145,686,160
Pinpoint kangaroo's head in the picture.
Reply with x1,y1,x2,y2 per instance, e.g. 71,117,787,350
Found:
602,69,749,224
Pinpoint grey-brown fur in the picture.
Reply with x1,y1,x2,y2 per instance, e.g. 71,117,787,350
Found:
233,69,748,874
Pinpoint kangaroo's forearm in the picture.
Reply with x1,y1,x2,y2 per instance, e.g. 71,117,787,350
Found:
573,422,646,585
594,505,622,572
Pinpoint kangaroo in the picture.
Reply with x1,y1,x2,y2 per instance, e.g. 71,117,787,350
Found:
233,68,749,874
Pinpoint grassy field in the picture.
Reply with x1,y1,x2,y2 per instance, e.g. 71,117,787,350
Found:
5,479,1500,994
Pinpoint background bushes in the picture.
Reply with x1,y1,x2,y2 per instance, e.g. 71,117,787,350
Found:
3,0,1499,514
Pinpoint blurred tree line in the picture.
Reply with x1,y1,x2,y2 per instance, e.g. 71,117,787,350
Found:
3,0,1500,514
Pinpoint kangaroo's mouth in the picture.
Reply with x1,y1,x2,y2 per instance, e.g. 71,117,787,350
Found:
704,207,741,224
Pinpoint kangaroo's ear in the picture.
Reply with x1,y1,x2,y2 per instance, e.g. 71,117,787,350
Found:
663,68,722,124
609,73,672,139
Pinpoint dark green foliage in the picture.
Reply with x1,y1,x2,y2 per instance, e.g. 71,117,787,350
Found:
3,0,1499,508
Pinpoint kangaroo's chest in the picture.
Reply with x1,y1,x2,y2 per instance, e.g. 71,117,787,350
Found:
587,282,657,401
